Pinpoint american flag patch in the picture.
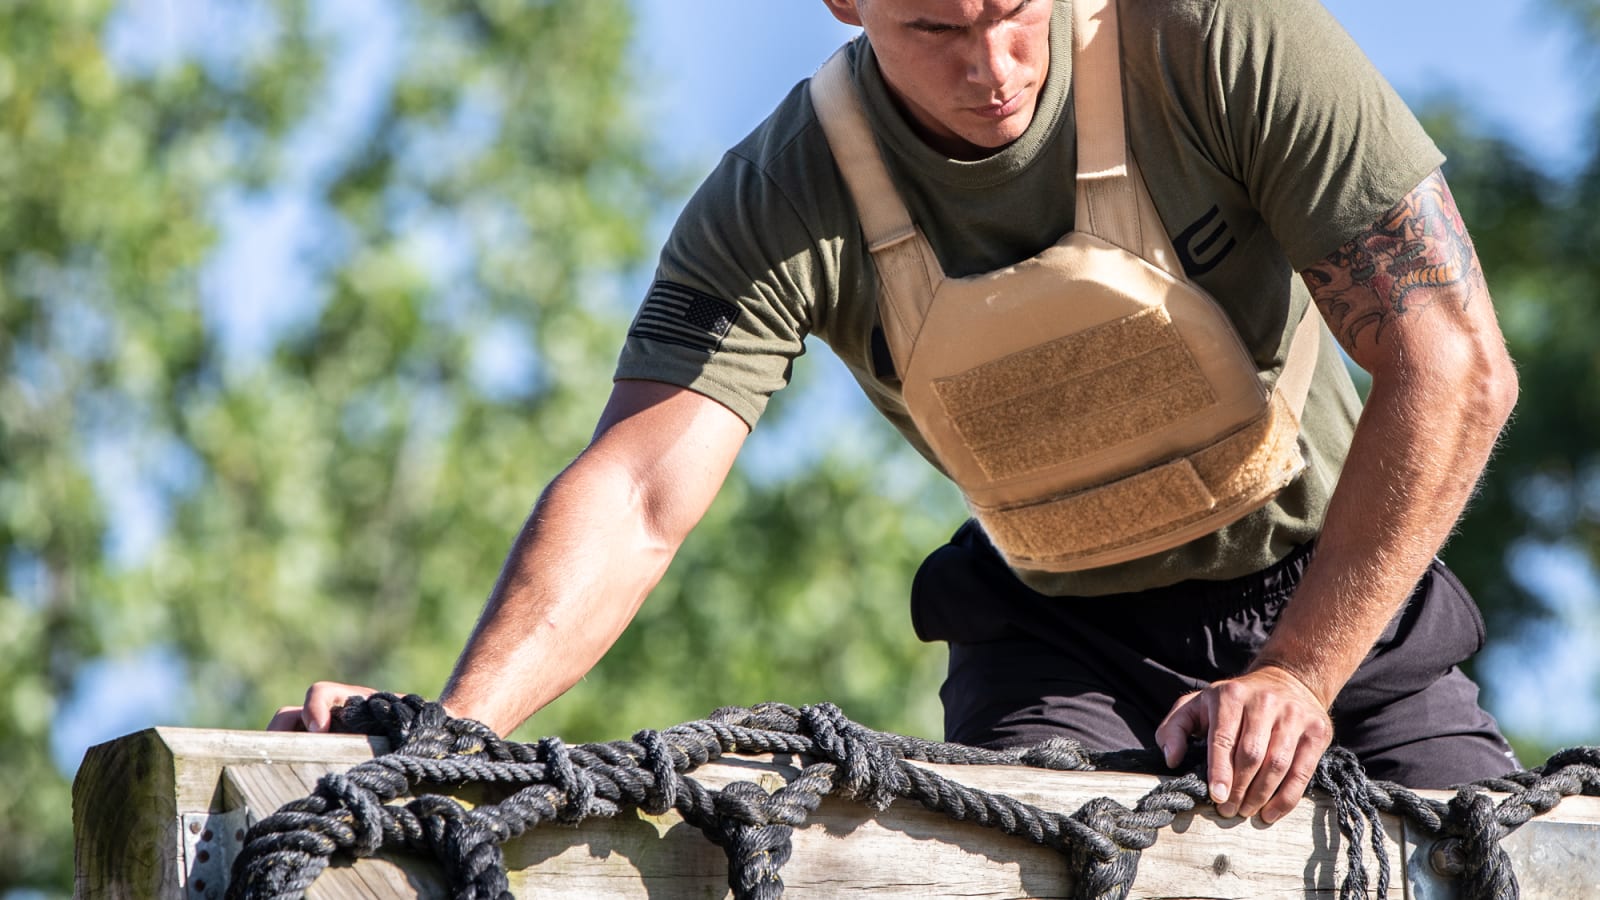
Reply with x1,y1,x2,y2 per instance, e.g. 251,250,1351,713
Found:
630,281,738,353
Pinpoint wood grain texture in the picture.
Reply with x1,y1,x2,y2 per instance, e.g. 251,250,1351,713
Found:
225,753,1396,898
75,729,1600,899
72,728,386,900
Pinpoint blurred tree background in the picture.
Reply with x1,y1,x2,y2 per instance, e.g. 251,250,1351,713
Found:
1,0,1597,895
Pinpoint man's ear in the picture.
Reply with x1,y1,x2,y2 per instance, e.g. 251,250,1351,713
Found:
822,0,865,28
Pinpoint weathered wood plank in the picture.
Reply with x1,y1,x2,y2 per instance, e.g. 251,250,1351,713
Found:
222,764,448,900
75,729,1600,899
73,728,185,900
72,728,386,900
225,753,1399,898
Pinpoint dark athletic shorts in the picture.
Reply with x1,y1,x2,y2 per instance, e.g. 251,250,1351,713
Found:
911,521,1518,788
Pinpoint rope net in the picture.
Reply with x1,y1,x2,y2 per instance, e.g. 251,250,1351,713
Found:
224,694,1600,900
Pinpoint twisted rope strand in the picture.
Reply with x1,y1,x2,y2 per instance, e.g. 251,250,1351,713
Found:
224,695,1600,900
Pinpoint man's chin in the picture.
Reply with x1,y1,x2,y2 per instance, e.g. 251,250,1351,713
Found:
973,103,1036,142
961,121,1031,155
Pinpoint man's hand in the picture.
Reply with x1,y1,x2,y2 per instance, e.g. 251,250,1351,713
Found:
267,681,379,732
1154,665,1332,824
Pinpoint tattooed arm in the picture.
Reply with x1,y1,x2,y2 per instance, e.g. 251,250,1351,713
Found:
1157,169,1518,822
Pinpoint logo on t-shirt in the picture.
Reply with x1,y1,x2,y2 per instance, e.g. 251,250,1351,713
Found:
631,281,739,353
1175,205,1238,278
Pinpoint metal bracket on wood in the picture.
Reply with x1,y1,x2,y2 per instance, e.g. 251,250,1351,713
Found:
1407,820,1600,899
181,809,249,900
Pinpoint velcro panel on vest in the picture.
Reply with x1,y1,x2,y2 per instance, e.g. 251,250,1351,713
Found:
930,307,1216,480
980,458,1215,560
973,389,1305,570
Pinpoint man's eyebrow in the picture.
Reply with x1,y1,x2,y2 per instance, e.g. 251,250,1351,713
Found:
905,0,1032,32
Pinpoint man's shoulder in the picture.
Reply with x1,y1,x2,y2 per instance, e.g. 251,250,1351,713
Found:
1120,0,1326,46
1120,0,1217,41
1123,0,1345,45
684,69,851,243
723,78,831,186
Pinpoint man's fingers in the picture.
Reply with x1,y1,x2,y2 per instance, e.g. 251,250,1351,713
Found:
1233,726,1298,819
1154,691,1205,768
1217,682,1286,817
1260,711,1333,823
1259,733,1327,824
1207,685,1245,811
302,685,336,732
267,706,309,732
294,682,379,733
1203,666,1334,822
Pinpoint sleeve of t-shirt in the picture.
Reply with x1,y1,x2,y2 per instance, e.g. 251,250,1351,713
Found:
613,147,822,430
1204,0,1445,270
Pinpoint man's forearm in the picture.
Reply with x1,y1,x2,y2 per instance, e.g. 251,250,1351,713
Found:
1261,170,1519,705
438,452,677,735
1253,346,1517,706
1152,357,1510,821
1155,171,1515,823
435,381,750,736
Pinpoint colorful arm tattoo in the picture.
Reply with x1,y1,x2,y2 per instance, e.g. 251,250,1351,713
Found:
1301,170,1488,351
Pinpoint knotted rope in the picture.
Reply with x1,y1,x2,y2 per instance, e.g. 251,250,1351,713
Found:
225,695,1600,900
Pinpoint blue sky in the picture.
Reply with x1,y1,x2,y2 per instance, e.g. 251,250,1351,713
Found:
52,0,1597,773
633,0,1591,177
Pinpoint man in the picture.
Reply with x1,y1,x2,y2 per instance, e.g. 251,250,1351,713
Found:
274,0,1520,827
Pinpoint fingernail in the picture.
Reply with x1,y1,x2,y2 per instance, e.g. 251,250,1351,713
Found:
1211,782,1230,804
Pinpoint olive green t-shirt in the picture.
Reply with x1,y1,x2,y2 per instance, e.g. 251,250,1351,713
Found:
615,0,1443,596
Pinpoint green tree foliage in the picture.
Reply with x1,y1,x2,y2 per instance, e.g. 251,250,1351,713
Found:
8,0,1600,894
0,0,666,891
1423,0,1600,757
0,2,955,893
1,0,319,887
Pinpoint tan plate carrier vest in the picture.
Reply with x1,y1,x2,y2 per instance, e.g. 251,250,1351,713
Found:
809,0,1321,573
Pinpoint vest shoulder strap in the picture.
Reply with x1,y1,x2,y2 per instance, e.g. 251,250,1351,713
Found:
809,50,918,254
1073,0,1144,252
1279,303,1321,418
1071,0,1322,412
810,50,941,371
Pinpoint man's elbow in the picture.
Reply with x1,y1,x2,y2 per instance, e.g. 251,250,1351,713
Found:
1482,340,1519,425
1462,338,1520,437
1396,326,1520,438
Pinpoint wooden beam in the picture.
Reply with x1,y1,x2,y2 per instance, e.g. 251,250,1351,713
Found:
73,728,1600,899
225,753,1401,899
72,728,386,900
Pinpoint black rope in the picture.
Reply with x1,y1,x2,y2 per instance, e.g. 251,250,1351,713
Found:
225,695,1600,900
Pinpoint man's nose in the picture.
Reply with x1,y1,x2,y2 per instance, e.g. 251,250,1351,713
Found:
967,28,1018,90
